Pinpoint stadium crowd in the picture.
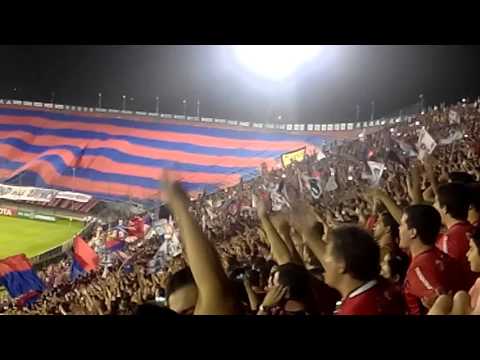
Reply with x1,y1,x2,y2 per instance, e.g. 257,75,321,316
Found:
2,98,480,315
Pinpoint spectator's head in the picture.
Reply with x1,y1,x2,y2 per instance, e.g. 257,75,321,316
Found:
380,250,410,284
308,266,325,281
323,226,380,292
400,205,442,249
434,182,470,224
276,263,311,303
468,184,480,225
166,267,197,315
467,227,480,273
135,302,178,316
373,212,399,245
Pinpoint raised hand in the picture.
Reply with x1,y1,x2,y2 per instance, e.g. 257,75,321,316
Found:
253,194,269,219
162,172,191,211
289,202,321,236
365,186,402,224
428,291,478,315
366,187,389,201
59,304,68,315
163,170,239,314
438,165,449,183
423,154,437,173
406,160,423,204
423,153,440,197
260,285,287,309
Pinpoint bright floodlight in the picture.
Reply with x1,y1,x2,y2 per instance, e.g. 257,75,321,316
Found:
233,45,322,81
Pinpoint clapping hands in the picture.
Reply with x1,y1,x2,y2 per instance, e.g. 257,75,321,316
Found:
428,291,479,315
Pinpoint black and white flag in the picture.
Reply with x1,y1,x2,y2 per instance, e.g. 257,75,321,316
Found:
367,161,385,186
416,128,437,161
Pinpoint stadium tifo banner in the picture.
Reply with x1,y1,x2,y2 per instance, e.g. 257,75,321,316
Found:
0,184,92,203
0,107,331,201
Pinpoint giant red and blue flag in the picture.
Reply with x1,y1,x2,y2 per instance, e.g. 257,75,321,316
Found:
0,106,340,201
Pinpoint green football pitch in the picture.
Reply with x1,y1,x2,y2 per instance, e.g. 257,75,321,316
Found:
0,216,84,259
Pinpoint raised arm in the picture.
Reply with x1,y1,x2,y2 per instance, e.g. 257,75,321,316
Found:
289,203,328,268
423,154,439,199
269,212,304,266
422,186,436,204
407,161,423,205
243,276,260,312
165,181,238,315
255,195,294,266
367,188,403,225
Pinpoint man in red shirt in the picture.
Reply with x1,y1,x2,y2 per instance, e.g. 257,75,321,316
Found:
434,182,477,287
319,226,404,315
400,205,469,315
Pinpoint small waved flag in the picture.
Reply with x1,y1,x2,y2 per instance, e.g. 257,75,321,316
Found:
127,216,145,238
0,254,44,305
416,128,437,161
71,236,99,281
105,238,126,252
281,147,306,168
439,130,464,145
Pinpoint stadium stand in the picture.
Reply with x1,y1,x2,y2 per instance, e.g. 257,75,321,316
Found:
2,98,480,315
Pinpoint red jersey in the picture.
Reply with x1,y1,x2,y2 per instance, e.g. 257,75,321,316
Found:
403,247,468,315
436,221,472,261
436,221,477,288
335,279,405,315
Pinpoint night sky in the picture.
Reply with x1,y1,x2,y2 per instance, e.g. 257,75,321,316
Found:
0,45,479,124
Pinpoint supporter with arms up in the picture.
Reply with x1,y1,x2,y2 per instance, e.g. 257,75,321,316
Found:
290,203,404,315
423,154,441,200
254,197,330,315
164,180,239,315
406,161,424,205
367,188,403,225
254,194,303,266
399,205,468,315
